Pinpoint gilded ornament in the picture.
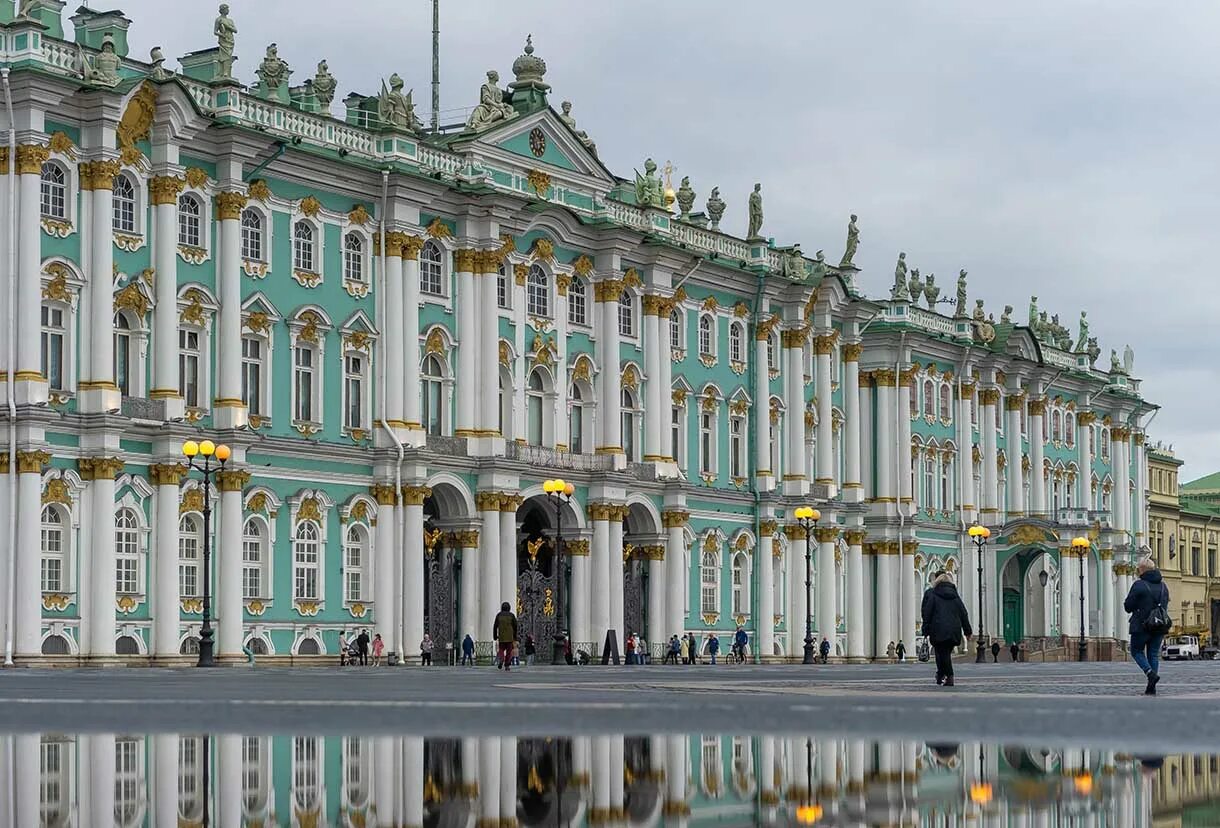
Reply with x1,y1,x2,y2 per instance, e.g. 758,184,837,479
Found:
48,131,76,159
180,290,207,326
247,179,272,202
571,356,593,384
178,245,208,265
113,283,149,318
729,398,750,416
621,365,639,390
149,175,186,206
41,217,73,238
245,311,271,333
297,311,323,344
15,144,50,175
401,485,432,506
180,488,205,514
425,217,452,239
42,271,72,303
119,145,145,168
348,204,371,225
294,600,321,617
532,238,555,262
498,340,510,367
184,167,209,189
527,169,551,197
513,263,529,286
345,330,371,352
424,328,446,355
217,469,250,493
623,268,642,288
41,477,72,506
215,190,248,221
116,595,137,613
700,295,718,311
181,598,204,614
296,496,323,524
247,492,269,513
42,594,72,611
572,255,594,277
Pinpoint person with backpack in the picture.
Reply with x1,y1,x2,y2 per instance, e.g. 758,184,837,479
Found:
1124,558,1171,696
734,626,749,664
819,637,831,664
707,633,720,665
356,628,370,666
493,602,518,672
921,570,972,687
461,634,475,666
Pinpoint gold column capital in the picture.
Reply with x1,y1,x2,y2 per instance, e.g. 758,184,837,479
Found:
17,450,51,474
401,485,432,506
498,494,523,512
214,190,249,220
660,509,689,528
814,526,840,543
475,491,502,512
449,529,480,548
216,469,251,492
149,463,189,486
979,388,1001,406
15,144,50,175
78,456,124,481
149,175,187,205
370,483,398,506
454,248,478,273
844,529,868,546
758,519,778,536
842,342,863,362
79,158,122,191
566,538,590,556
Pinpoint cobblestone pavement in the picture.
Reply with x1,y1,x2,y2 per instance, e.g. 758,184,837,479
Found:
3,661,1217,752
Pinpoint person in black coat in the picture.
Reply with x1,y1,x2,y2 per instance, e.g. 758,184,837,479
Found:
1124,558,1170,695
921,571,972,686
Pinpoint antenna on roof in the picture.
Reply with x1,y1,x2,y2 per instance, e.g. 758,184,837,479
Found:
431,0,440,133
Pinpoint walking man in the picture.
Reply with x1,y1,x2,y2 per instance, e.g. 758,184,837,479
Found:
921,570,972,687
1124,558,1172,696
990,639,1001,663
461,633,475,666
819,636,831,664
493,602,518,672
356,628,370,666
1009,640,1020,662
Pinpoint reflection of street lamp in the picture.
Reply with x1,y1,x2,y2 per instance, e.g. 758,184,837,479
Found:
182,439,230,668
543,478,575,664
793,737,822,824
1073,536,1091,662
968,525,991,663
969,781,993,805
794,507,821,665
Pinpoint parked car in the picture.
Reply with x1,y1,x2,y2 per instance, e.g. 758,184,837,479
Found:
1162,635,1202,660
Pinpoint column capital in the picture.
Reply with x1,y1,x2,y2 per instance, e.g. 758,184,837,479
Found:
1112,425,1131,441
1027,397,1047,416
79,158,122,191
149,175,186,205
1076,410,1098,427
149,463,189,486
660,509,689,528
898,368,917,388
475,490,502,511
979,387,1001,406
16,450,51,474
758,519,778,535
844,529,868,545
842,342,863,362
78,456,124,481
1133,431,1146,446
590,501,624,522
814,526,840,543
476,249,504,275
566,538,590,556
216,469,251,492
0,454,7,474
402,485,433,506
783,524,806,541
594,279,624,303
401,234,425,260
370,483,398,505
454,248,478,273
214,190,248,221
642,294,667,316
498,493,523,512
1004,392,1027,411
555,273,571,297
513,262,529,286
813,331,839,355
14,144,50,175
448,529,480,548
643,544,665,560
780,328,808,349
873,368,896,387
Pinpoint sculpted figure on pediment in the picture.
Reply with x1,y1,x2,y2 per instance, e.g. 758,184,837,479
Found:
467,70,517,131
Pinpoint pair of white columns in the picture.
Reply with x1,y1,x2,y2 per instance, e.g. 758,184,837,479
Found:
781,330,807,492
664,510,689,639
590,503,625,649
596,280,623,453
1028,399,1047,516
473,492,523,646
375,233,425,436
13,145,50,405
1007,396,1026,516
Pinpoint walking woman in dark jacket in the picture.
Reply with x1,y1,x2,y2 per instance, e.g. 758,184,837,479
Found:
1124,558,1170,695
921,571,973,686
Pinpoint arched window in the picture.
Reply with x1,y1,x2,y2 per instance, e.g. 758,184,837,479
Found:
941,452,954,509
293,522,321,600
178,194,202,247
179,326,201,408
498,368,511,437
669,308,683,350
527,368,547,446
1101,428,1110,460
526,264,549,317
700,550,720,615
242,518,265,599
344,524,367,603
293,221,315,272
910,386,919,418
114,312,132,397
112,174,136,233
618,290,635,337
179,514,201,598
1065,413,1076,448
698,315,714,357
1052,410,1063,443
40,506,65,592
420,240,444,295
729,413,746,478
569,382,586,454
115,507,140,594
923,380,934,416
40,162,66,218
622,388,639,462
731,552,750,615
700,407,715,475
343,233,364,283
115,736,144,826
939,384,952,421
568,277,587,325
293,737,321,813
41,738,72,826
241,208,264,261
729,322,745,364
421,353,445,435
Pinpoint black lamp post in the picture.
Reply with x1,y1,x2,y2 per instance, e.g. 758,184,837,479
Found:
795,507,820,665
544,478,574,665
1073,536,1090,662
968,525,991,663
183,439,230,668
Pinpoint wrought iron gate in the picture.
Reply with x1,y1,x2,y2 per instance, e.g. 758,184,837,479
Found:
424,536,456,653
624,555,646,641
518,539,558,661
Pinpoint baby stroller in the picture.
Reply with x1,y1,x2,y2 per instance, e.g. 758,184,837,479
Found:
340,639,361,666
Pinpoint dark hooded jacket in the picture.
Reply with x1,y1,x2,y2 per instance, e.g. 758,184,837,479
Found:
1124,569,1168,636
921,576,973,646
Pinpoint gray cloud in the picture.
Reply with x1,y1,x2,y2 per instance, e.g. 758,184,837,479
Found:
113,0,1215,474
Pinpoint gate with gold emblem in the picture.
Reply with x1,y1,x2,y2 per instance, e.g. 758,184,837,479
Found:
517,537,558,662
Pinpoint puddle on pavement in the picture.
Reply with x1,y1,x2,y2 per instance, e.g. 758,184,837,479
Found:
2,732,1214,826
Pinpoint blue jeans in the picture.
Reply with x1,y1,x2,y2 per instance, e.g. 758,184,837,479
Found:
1130,632,1164,676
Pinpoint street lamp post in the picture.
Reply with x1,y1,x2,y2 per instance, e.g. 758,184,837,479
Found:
182,439,230,668
794,507,821,665
543,478,575,665
968,525,991,663
1072,536,1091,662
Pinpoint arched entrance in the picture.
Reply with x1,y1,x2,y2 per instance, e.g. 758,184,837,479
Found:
517,738,580,826
999,547,1057,643
623,501,661,651
516,497,564,661
423,482,471,652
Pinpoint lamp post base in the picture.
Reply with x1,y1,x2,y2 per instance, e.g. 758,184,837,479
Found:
197,633,216,668
975,640,987,663
803,637,815,665
1078,641,1088,662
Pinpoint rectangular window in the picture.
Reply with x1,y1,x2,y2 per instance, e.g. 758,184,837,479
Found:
730,416,744,478
294,545,319,600
116,557,138,595
41,557,62,593
179,328,200,408
241,337,263,416
294,346,314,422
242,537,261,599
345,544,362,603
344,354,364,430
114,327,131,396
497,267,509,309
672,406,682,467
700,413,713,475
179,535,199,598
41,305,65,390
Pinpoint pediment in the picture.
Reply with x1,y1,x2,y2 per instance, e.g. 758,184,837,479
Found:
456,107,613,185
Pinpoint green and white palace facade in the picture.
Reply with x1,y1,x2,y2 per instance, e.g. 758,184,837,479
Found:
0,4,1156,664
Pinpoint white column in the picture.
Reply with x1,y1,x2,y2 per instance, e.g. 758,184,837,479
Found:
373,486,398,655
1060,546,1076,642
757,523,775,660
959,382,977,520
1007,395,1026,516
643,298,664,461
875,375,896,503
902,548,918,651
980,389,999,523
1078,413,1094,508
570,539,590,648
86,458,120,658
499,736,517,823
665,735,689,823
591,507,612,647
554,278,570,450
647,545,665,657
0,471,7,648
454,250,478,437
150,175,184,409
658,303,675,461
592,735,611,822
596,281,623,453
218,734,242,828
1101,551,1115,639
404,487,427,662
754,332,772,487
845,530,865,661
664,510,687,636
478,736,501,826
402,238,424,435
14,454,45,658
478,494,501,647
403,736,424,828
816,526,836,642
81,161,120,413
814,336,834,486
1135,434,1148,539
789,528,808,659
875,549,896,659
89,733,116,826
609,735,625,820
500,499,518,629
609,507,625,647
843,346,862,493
213,190,245,427
381,236,405,428
1115,428,1132,535
460,737,479,809
15,147,48,404
151,465,183,659
153,733,179,827
479,252,501,436
216,472,246,659
1029,398,1047,517
782,330,807,493
374,736,396,827
898,371,914,507
458,534,479,646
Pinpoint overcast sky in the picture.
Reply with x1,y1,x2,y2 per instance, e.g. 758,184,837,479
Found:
112,0,1216,478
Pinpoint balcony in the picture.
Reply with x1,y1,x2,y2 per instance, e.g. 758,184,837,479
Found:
503,442,614,472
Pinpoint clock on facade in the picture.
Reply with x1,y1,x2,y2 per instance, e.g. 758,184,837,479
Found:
529,127,546,157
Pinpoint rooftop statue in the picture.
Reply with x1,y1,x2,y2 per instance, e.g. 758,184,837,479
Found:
781,244,808,281
676,175,695,219
972,299,986,322
312,60,337,113
1110,349,1123,374
466,70,517,131
705,187,726,230
1086,337,1100,366
908,267,924,304
559,101,596,155
953,269,968,318
634,158,665,209
1000,304,1012,324
923,273,940,308
1124,344,1135,375
1074,311,1089,352
379,73,421,132
811,249,829,280
150,46,171,81
839,214,859,267
1028,295,1039,328
971,299,996,344
255,42,290,93
214,3,237,80
83,33,121,87
891,252,910,301
16,0,37,20
746,183,764,240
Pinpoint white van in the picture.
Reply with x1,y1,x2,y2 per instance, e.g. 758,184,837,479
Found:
1162,635,1201,660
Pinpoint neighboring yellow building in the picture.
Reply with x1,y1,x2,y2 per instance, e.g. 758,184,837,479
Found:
1151,753,1220,828
1147,444,1220,641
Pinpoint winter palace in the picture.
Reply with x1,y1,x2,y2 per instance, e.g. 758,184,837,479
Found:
0,2,1157,664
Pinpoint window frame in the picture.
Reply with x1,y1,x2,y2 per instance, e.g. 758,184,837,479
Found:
618,289,637,339
178,325,204,409
526,263,550,318
342,231,366,286
241,333,269,419
293,219,317,274
177,192,204,248
179,512,202,599
419,240,446,297
728,321,745,365
41,301,69,392
669,307,685,351
729,413,746,479
111,172,138,235
342,350,369,433
40,504,69,594
114,506,142,596
242,517,268,600
697,313,716,358
700,548,721,616
293,521,322,602
241,207,265,262
344,523,368,604
39,161,68,220
567,276,587,326
420,351,449,436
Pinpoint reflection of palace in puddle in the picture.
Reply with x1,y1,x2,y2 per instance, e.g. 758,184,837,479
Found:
3,733,1174,826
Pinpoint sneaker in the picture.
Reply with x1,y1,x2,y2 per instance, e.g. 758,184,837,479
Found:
935,675,944,686
944,676,955,687
1145,672,1160,695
